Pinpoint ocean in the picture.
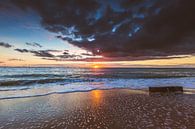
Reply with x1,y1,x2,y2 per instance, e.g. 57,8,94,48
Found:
0,67,195,99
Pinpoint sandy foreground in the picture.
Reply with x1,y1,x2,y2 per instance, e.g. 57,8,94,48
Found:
0,89,195,129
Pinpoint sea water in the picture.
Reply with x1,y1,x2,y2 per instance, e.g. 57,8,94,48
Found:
0,67,195,99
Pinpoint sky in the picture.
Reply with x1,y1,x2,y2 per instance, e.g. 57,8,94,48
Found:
0,0,195,68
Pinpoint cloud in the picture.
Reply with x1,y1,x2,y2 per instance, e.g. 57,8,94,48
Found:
30,50,55,57
14,48,54,57
14,48,81,60
57,53,81,59
44,49,63,53
14,48,29,53
14,47,189,62
25,42,42,48
9,0,195,61
8,58,24,61
65,55,190,62
43,50,83,61
0,61,4,64
81,53,94,56
0,42,13,48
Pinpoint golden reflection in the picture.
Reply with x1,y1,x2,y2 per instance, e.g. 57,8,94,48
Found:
91,90,103,106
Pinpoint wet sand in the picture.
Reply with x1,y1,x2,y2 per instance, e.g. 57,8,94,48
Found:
0,89,195,129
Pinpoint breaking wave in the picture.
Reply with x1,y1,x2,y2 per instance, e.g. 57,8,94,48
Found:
0,67,195,99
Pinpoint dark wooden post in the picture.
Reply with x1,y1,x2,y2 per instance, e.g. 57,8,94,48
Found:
149,86,183,95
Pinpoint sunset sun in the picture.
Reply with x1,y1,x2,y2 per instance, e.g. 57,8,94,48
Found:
93,65,101,69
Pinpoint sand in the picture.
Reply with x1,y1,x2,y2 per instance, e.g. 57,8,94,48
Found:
0,89,195,129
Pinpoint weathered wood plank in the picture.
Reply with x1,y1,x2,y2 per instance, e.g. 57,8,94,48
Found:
149,86,183,95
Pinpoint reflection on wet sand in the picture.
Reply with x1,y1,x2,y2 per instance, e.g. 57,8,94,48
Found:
91,90,103,106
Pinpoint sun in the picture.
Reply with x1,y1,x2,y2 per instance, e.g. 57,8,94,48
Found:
93,65,100,69
92,64,101,69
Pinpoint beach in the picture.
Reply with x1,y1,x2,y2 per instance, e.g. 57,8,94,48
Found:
1,0,195,128
0,89,195,129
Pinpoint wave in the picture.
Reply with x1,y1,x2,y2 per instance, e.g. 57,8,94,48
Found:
1,68,195,99
0,78,66,86
0,77,195,100
89,74,193,79
2,72,195,79
2,74,66,78
0,87,30,91
0,75,193,87
0,78,95,86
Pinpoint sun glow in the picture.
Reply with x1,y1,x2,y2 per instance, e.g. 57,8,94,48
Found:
94,65,99,68
92,64,103,69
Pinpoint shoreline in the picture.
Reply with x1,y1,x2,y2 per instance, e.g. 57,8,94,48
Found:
0,89,195,129
0,87,195,100
0,88,148,100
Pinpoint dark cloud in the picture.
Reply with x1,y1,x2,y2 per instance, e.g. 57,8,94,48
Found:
15,48,64,53
53,51,82,60
30,50,55,57
14,48,29,53
25,42,42,48
69,55,190,62
0,61,4,64
0,1,10,10
9,0,195,61
14,48,54,57
63,51,69,55
0,42,13,48
57,53,81,59
14,48,81,60
45,49,63,53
